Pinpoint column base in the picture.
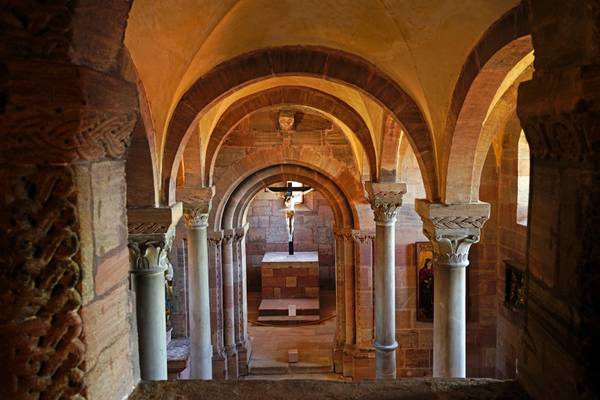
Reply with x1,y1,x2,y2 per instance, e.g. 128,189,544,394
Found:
333,346,344,373
226,346,239,379
351,348,376,380
375,341,398,380
236,339,252,376
212,348,228,380
342,345,354,378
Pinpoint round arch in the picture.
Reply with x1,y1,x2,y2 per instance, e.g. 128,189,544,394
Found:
441,3,532,203
218,165,355,232
161,45,437,204
204,86,377,186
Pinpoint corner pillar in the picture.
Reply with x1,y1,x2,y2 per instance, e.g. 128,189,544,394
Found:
365,182,406,380
233,224,251,375
207,231,227,379
415,200,489,378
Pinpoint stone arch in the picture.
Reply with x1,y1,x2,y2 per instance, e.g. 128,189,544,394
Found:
204,86,377,186
121,47,160,207
378,114,403,182
219,165,354,232
161,45,438,204
442,2,532,203
208,147,367,230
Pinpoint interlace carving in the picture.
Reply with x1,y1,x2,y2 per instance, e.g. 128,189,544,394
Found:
430,216,488,229
2,108,137,163
0,164,85,399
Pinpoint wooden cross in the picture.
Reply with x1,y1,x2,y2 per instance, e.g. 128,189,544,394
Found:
267,182,312,255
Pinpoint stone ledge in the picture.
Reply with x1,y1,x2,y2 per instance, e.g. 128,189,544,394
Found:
129,378,529,399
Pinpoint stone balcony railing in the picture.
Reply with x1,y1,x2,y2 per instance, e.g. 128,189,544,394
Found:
129,378,529,399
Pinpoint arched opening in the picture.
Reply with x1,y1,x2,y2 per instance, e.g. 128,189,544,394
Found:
516,131,530,226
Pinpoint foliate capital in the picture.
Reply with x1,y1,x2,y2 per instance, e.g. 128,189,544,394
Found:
222,229,235,245
351,229,375,245
332,226,353,241
415,200,490,268
208,230,223,248
183,208,209,228
364,182,407,223
128,228,175,274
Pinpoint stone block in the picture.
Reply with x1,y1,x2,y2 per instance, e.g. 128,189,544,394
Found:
288,349,299,363
91,161,127,257
285,276,297,287
405,349,430,368
95,246,129,296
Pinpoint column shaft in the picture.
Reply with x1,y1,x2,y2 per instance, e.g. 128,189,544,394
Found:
132,270,168,380
374,219,397,379
433,263,466,377
365,182,406,381
222,230,239,378
186,218,213,379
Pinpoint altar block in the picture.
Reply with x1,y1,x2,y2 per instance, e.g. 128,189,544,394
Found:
260,252,319,299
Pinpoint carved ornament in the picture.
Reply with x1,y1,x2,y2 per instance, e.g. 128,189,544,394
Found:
128,229,175,275
0,164,85,398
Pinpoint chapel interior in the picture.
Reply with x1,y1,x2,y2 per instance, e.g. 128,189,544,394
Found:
1,1,599,399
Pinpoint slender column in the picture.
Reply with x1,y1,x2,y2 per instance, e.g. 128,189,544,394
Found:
365,182,406,380
221,229,239,378
332,227,347,373
128,230,175,380
233,225,251,375
207,231,227,379
415,200,489,378
183,207,213,379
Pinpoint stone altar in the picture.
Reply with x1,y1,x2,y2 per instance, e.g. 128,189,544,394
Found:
260,252,319,299
258,252,320,324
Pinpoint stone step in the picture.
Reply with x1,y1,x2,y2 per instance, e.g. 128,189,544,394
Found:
256,315,320,325
249,360,332,375
258,298,320,318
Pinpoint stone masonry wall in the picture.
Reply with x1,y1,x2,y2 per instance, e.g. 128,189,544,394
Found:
246,190,335,291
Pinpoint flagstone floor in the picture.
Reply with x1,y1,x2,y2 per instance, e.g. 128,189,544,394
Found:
246,290,337,376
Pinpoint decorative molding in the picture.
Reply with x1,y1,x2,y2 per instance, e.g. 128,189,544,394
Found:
128,229,175,274
128,222,169,235
127,204,183,235
364,182,406,223
0,164,85,398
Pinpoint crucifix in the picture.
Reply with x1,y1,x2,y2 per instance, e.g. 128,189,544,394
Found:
267,182,312,255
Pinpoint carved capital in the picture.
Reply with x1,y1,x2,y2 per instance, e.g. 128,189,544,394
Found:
128,228,175,274
415,200,490,268
222,229,235,245
351,229,375,245
127,203,183,234
0,61,138,164
208,230,223,248
184,208,209,228
364,182,407,224
234,224,249,242
518,65,600,162
332,226,353,241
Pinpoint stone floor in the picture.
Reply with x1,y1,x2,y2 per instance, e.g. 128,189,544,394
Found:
130,379,530,399
247,290,336,375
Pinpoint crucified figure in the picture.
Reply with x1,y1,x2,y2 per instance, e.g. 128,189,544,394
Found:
267,182,312,255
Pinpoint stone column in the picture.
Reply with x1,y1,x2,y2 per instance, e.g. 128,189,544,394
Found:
128,229,175,380
208,231,227,379
221,229,239,378
415,200,489,378
182,211,212,379
351,230,376,379
233,224,251,375
365,182,406,380
332,227,347,373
